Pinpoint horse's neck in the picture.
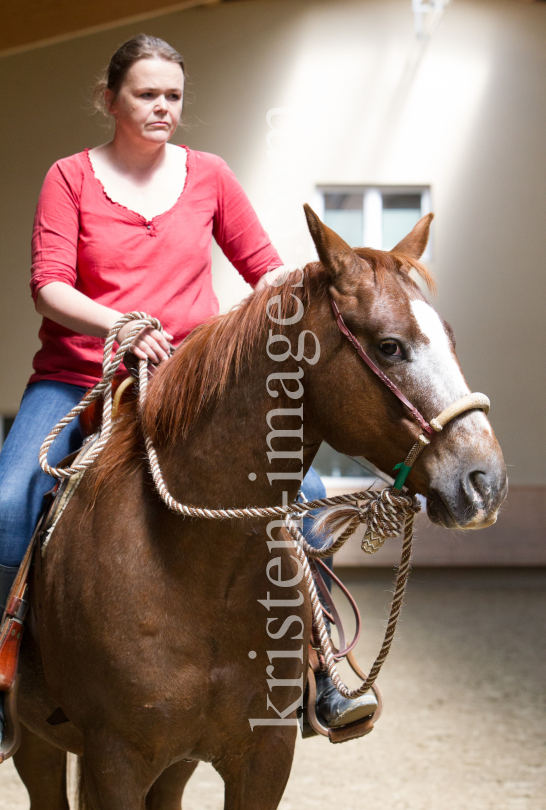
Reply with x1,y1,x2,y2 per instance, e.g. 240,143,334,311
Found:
158,320,322,511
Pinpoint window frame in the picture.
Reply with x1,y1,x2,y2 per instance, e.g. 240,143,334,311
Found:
314,185,432,261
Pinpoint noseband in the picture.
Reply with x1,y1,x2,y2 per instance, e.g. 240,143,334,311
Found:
329,297,490,489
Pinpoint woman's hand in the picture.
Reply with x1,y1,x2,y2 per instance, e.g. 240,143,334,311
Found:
117,323,173,364
253,265,291,291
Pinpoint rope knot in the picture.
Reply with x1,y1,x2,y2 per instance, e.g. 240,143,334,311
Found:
359,487,419,553
357,505,370,522
306,486,421,555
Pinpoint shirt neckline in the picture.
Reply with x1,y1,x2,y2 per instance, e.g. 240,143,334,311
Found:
84,144,192,225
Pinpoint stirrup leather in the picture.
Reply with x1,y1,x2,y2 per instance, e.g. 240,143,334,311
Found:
0,598,27,692
0,538,33,696
0,541,32,764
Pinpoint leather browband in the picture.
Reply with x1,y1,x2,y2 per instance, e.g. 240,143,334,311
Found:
329,297,435,436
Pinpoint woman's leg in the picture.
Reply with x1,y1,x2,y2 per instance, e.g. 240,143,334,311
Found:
0,380,87,588
300,467,333,589
300,468,378,726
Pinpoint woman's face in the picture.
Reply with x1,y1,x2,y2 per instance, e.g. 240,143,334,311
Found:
108,57,184,146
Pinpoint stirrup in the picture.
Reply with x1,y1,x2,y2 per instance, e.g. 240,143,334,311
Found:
0,595,27,764
0,677,21,764
302,663,383,744
0,597,28,692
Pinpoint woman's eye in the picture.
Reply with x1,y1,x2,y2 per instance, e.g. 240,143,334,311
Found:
379,339,402,357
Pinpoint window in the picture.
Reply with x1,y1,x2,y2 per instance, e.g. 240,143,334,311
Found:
320,186,431,256
312,186,431,481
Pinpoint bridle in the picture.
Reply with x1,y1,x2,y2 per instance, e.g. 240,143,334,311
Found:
329,296,491,489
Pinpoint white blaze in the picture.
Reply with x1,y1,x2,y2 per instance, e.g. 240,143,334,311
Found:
410,300,491,436
410,299,468,402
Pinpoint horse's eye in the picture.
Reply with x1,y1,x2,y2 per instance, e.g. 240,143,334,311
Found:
379,339,402,357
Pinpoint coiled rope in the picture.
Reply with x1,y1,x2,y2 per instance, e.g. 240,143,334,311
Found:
39,312,162,479
39,312,422,698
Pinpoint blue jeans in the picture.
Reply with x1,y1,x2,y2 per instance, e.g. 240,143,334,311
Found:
299,466,333,589
0,381,87,572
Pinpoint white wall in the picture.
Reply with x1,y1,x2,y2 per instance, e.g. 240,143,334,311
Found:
0,0,545,485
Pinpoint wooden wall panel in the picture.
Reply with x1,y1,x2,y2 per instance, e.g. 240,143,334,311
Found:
0,0,219,53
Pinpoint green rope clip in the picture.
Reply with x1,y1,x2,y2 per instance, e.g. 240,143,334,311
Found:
392,462,412,491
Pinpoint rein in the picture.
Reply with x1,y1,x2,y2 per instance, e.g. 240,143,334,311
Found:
38,306,490,702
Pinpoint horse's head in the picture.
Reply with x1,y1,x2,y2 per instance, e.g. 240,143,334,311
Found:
303,206,507,530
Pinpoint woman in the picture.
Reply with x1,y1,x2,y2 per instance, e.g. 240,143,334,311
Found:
0,35,376,746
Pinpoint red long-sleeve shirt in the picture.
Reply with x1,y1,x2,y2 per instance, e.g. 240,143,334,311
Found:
30,146,282,388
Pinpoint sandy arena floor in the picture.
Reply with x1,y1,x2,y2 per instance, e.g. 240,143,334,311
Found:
1,568,544,810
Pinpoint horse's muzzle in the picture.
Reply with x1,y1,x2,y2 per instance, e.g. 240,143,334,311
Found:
426,463,508,530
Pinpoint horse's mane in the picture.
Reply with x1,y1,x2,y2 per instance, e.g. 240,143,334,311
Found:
89,251,434,495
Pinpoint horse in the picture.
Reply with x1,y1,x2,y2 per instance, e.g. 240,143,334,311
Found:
11,206,507,810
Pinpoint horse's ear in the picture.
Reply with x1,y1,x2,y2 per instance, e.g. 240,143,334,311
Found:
304,204,363,286
391,213,434,260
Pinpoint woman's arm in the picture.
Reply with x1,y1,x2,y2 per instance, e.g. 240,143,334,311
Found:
212,157,284,288
36,282,172,364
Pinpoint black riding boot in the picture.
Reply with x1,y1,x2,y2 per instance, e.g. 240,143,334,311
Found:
0,564,18,745
315,668,378,727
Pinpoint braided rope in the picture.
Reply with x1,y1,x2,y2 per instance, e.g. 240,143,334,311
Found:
286,513,415,697
138,362,422,695
139,360,410,520
39,313,162,479
403,433,431,468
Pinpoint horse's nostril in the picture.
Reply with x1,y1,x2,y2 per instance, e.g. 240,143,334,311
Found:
467,470,490,503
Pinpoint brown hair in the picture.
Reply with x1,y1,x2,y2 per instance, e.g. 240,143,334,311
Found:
93,34,186,116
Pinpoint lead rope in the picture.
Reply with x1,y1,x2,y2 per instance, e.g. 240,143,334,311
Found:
39,312,488,700
285,514,415,697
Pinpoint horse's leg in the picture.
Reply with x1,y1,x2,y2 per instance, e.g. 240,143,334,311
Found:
145,759,199,810
80,734,161,810
13,723,70,810
219,731,296,810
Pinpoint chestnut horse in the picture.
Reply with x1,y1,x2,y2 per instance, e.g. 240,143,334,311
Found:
12,208,506,809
